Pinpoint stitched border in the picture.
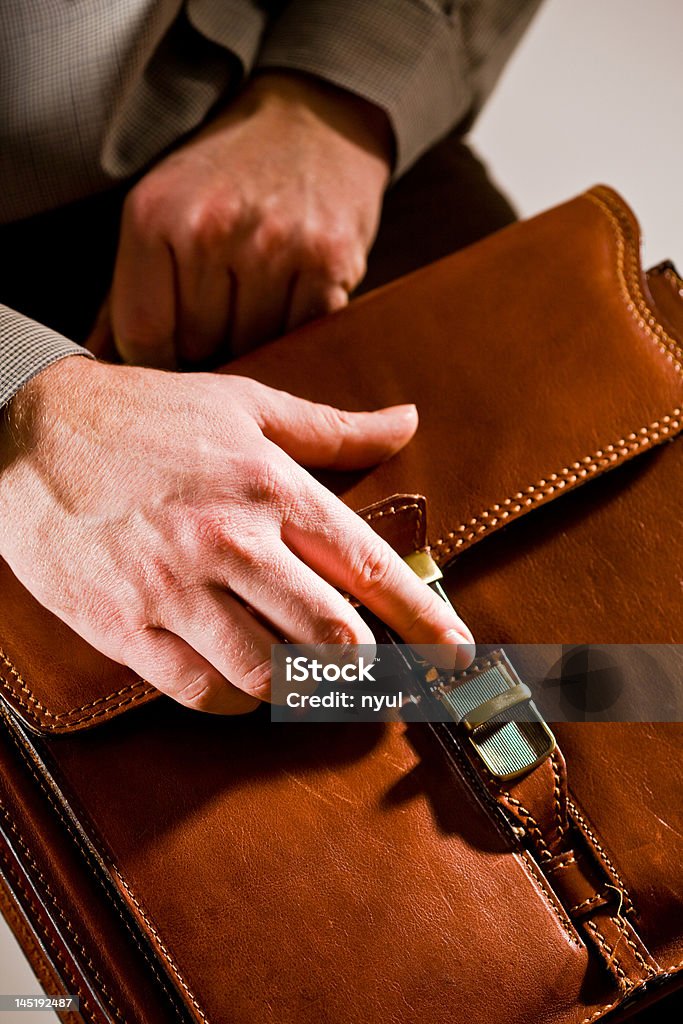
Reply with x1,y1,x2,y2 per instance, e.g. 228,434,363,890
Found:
362,499,425,553
0,802,118,1019
585,920,633,992
0,706,203,1024
551,752,567,840
579,1004,619,1024
0,808,123,1016
424,713,583,946
548,854,578,874
430,185,683,563
578,954,683,1024
0,866,77,1015
0,647,155,731
519,849,578,944
429,410,682,561
568,800,633,914
613,917,658,977
0,650,153,721
113,872,209,1024
1,859,93,1022
499,794,553,860
570,894,607,915
587,188,683,370
661,266,683,292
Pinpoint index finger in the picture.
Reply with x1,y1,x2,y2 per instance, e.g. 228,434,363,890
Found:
282,469,474,667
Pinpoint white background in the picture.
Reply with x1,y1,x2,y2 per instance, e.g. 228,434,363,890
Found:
2,1,682,1021
470,0,683,265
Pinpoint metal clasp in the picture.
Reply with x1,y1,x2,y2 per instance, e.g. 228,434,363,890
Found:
400,553,556,782
435,651,556,781
461,682,532,732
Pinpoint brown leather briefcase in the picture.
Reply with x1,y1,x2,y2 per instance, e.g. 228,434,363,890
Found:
1,186,682,1024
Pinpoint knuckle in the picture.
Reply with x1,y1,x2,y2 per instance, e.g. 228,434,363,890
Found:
355,542,395,592
301,223,353,277
88,596,136,644
188,504,269,572
239,659,272,700
187,202,236,254
144,557,187,604
124,184,163,233
174,670,219,711
246,457,285,506
192,510,232,553
120,621,153,654
254,216,289,257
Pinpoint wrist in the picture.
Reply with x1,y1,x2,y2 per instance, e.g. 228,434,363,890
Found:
247,70,394,179
0,356,110,564
0,356,94,483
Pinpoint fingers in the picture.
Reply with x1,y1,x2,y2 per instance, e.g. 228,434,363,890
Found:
174,257,234,366
111,199,177,369
161,587,281,704
124,627,260,715
247,383,418,469
216,537,376,649
285,274,349,333
230,264,295,357
282,471,474,668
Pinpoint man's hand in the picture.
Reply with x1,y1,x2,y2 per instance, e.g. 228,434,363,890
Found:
0,360,472,714
104,72,393,368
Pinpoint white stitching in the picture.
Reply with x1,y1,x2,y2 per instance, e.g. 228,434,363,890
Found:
429,413,681,560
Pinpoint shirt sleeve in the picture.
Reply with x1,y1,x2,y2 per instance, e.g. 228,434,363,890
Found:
253,0,472,177
0,305,94,410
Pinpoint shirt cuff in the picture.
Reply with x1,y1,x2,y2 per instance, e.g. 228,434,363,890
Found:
0,305,94,410
254,0,472,177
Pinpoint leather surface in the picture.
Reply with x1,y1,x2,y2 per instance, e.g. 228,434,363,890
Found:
1,187,682,1024
32,704,604,1024
1,186,682,733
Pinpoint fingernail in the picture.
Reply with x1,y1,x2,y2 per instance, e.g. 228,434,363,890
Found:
377,403,417,418
445,623,474,647
430,629,475,672
454,640,476,671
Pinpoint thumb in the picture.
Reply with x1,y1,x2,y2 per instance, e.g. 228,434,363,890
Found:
254,387,418,469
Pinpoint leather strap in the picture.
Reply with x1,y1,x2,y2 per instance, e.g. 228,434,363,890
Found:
443,654,661,993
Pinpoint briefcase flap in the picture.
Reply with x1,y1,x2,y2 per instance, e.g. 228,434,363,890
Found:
1,185,681,734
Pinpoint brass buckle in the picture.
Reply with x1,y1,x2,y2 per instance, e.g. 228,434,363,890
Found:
401,553,555,781
435,651,556,781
